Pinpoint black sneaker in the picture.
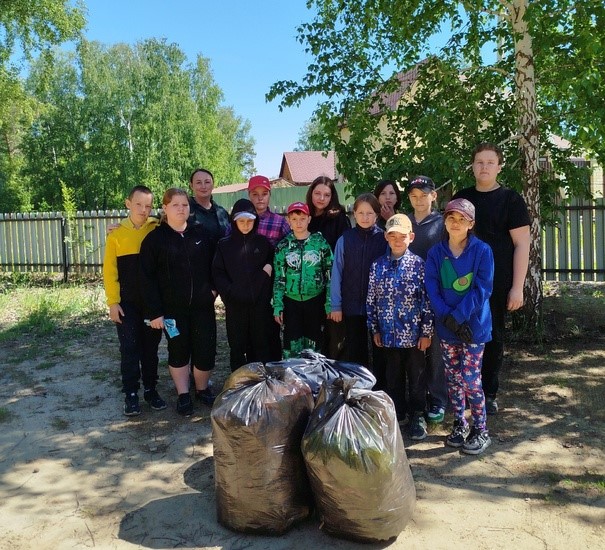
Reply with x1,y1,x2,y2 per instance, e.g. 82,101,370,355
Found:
124,392,141,416
462,426,492,455
409,413,428,440
446,419,470,448
144,388,167,411
196,387,216,406
176,393,194,417
486,397,499,415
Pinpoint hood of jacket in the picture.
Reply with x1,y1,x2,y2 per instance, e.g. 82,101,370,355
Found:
230,198,259,236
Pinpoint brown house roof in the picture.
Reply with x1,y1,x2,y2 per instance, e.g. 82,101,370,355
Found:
369,63,423,115
279,151,337,185
212,182,248,194
213,178,295,194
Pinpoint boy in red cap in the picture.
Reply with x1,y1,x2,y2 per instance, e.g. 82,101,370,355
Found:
247,175,291,247
273,202,333,358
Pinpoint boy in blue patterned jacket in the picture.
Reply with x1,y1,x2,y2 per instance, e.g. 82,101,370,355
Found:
366,214,434,440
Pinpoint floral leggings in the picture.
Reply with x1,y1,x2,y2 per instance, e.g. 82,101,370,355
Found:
440,342,487,431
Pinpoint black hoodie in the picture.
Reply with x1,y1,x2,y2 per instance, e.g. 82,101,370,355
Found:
212,199,274,306
139,222,216,319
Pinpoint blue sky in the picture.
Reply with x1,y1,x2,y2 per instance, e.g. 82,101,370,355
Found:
81,0,318,179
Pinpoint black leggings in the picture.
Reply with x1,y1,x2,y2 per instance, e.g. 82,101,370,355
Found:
165,305,216,371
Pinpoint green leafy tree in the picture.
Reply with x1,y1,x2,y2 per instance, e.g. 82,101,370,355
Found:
269,0,604,328
0,79,36,211
294,116,333,151
0,0,85,212
21,39,255,210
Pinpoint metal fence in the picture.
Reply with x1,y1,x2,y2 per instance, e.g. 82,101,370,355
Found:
1,197,604,282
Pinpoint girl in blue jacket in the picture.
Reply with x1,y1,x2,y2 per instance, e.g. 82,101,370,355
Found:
425,198,494,455
330,193,387,368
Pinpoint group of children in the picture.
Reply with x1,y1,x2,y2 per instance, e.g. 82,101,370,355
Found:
104,142,531,457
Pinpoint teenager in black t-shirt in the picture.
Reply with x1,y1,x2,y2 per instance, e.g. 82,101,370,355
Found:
453,143,530,415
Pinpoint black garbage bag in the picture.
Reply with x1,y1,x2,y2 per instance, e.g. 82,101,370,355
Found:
267,349,376,398
211,362,314,534
302,378,416,543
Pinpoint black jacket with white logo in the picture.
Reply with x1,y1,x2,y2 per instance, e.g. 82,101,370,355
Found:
140,222,216,319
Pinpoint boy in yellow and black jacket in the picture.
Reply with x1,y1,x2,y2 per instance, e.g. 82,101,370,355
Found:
103,185,165,416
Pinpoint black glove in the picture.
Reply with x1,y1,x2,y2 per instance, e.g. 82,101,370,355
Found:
443,314,460,334
456,322,473,344
444,315,473,344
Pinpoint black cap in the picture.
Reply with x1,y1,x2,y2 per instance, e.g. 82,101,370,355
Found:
406,175,436,193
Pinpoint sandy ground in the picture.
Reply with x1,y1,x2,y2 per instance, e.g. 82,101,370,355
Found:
1,295,604,550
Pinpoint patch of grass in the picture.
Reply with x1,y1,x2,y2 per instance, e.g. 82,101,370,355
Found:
0,407,13,423
538,471,605,496
9,345,37,365
567,475,605,493
542,376,570,388
4,367,30,385
543,491,568,506
35,361,57,371
51,417,70,430
0,283,106,361
544,471,563,483
91,369,112,382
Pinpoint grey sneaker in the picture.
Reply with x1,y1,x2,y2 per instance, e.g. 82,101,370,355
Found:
124,392,141,416
409,413,428,440
446,419,470,448
486,397,499,415
462,427,492,455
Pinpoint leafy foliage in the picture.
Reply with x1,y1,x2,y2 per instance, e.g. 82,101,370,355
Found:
268,0,602,219
14,39,256,211
0,0,85,211
294,116,334,151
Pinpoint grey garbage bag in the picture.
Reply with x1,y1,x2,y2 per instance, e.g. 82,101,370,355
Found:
268,349,376,398
302,378,416,542
211,362,314,534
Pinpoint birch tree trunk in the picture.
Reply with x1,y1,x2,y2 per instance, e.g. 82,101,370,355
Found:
511,0,542,328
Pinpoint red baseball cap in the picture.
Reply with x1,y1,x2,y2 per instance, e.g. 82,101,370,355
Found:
248,175,271,191
286,201,310,215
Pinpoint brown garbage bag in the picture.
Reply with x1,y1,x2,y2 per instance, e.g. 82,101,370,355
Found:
211,362,314,534
267,349,376,398
302,378,416,542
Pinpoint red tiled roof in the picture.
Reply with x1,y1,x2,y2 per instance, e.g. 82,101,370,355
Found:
280,151,337,184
